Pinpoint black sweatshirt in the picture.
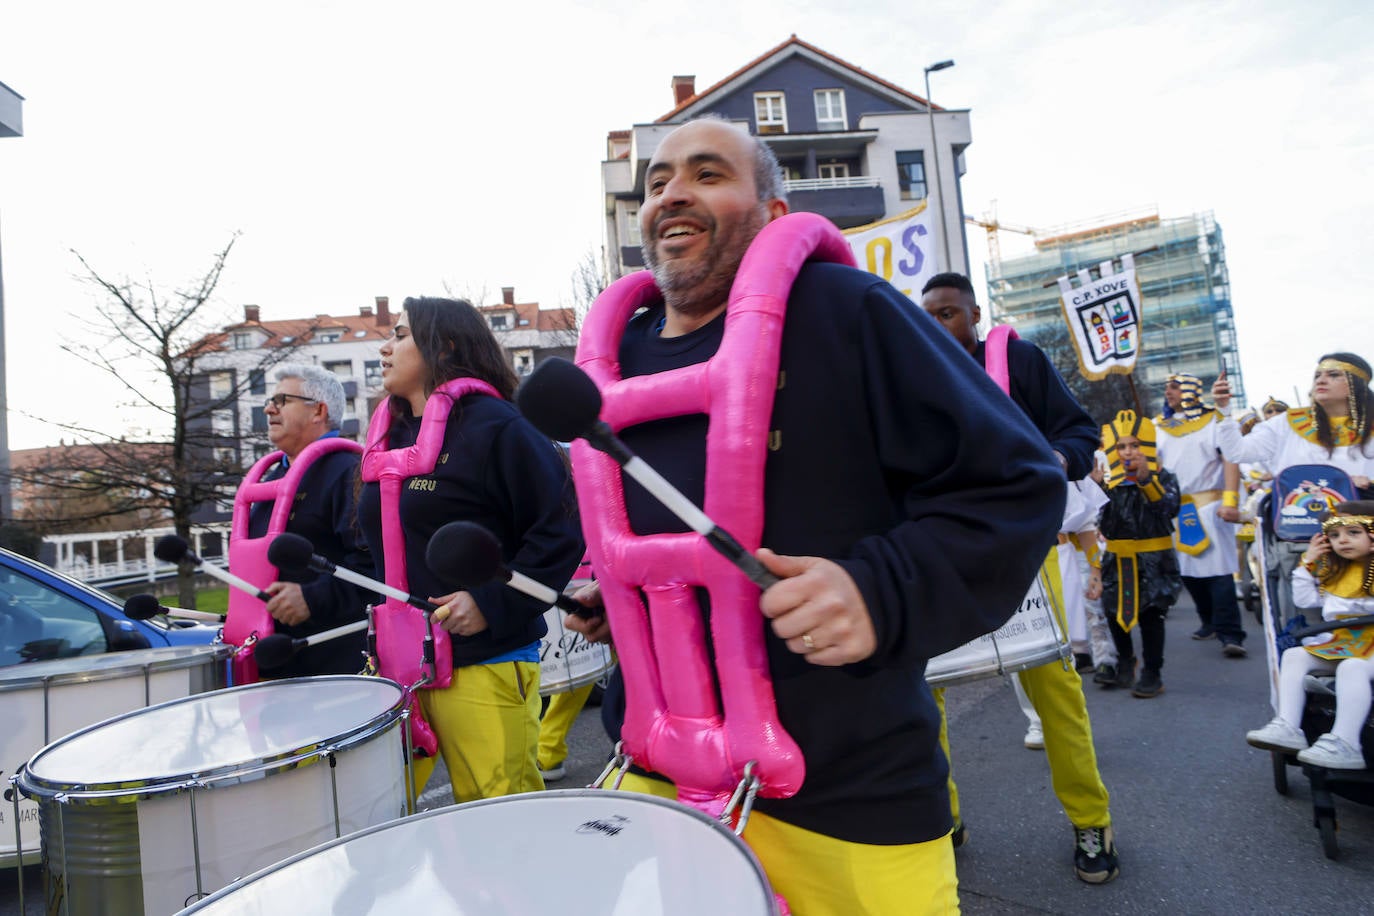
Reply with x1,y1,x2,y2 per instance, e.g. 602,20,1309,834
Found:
356,395,583,667
597,262,1064,844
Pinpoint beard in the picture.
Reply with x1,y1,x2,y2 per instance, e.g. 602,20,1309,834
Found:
642,205,768,319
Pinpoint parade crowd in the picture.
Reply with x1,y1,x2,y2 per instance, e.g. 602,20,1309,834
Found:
188,118,1374,914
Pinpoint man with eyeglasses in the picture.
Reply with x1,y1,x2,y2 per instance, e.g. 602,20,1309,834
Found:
239,364,373,677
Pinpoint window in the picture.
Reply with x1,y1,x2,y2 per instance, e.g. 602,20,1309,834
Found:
364,360,382,387
754,92,787,134
231,331,255,350
895,151,927,201
209,371,233,400
316,330,342,343
513,349,534,377
213,446,237,468
0,565,108,665
324,360,352,377
212,409,235,436
818,162,850,181
249,369,266,395
624,203,641,246
489,314,510,330
814,89,846,131
251,406,267,433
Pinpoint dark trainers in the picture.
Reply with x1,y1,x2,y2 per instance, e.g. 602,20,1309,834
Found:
1074,652,1094,672
1222,642,1248,658
1092,663,1118,686
1074,825,1120,884
950,821,968,849
1132,668,1164,698
1113,658,1137,690
1191,627,1216,640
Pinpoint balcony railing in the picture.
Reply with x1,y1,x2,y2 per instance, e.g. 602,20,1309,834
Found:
784,176,880,192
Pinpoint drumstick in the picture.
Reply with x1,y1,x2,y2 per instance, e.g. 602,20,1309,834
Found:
253,619,370,669
154,535,274,602
516,357,779,591
122,593,224,623
266,533,439,614
423,521,600,620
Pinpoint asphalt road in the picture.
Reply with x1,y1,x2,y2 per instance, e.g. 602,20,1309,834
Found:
7,595,1374,913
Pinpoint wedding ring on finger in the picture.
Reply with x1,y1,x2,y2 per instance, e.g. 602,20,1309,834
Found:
802,633,815,651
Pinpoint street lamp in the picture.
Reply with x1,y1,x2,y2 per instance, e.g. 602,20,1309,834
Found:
924,59,955,273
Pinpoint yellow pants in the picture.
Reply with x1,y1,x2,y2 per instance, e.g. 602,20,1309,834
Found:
408,660,544,804
537,681,596,769
936,549,1111,829
616,771,959,916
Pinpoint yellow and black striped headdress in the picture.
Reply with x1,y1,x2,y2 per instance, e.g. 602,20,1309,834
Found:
1165,373,1206,421
1101,410,1158,488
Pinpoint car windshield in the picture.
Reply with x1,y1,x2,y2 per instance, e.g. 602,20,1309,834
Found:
0,564,109,665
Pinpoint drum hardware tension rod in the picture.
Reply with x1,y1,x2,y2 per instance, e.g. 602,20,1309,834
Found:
401,704,417,817
8,774,24,916
189,782,206,903
328,751,342,838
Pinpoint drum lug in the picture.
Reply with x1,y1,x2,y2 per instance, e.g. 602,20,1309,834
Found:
591,741,634,790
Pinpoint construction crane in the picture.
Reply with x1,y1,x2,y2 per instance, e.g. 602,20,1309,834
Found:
964,201,1039,279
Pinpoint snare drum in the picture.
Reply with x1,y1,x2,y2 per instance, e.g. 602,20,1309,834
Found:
540,605,615,696
178,789,780,915
925,562,1070,687
17,675,408,915
1,644,230,867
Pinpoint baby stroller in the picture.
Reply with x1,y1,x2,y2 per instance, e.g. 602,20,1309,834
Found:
1254,484,1373,859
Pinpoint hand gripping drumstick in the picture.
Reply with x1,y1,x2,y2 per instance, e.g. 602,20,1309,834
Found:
252,619,371,670
267,532,441,680
266,533,440,615
123,593,225,624
424,521,600,620
154,535,274,602
517,357,779,591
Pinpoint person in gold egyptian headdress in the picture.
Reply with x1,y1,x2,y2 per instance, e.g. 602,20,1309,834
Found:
1096,411,1182,698
1247,501,1374,769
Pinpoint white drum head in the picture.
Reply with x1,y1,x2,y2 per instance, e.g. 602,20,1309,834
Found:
179,790,779,915
21,675,405,798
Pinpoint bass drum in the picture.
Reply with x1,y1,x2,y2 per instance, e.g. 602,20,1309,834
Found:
178,789,781,915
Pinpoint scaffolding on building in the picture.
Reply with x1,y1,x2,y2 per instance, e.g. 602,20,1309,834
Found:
985,208,1244,416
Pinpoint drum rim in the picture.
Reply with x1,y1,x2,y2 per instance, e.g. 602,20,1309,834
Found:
16,675,407,803
0,643,232,691
176,788,778,914
924,643,1072,687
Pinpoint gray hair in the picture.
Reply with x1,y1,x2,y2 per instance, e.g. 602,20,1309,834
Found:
274,363,344,429
680,114,788,205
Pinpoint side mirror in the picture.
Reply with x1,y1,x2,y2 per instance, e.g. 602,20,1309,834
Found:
108,622,152,651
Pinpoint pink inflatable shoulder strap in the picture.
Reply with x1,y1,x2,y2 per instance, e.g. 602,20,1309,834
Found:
984,324,1019,396
575,212,855,816
360,377,501,696
226,436,364,683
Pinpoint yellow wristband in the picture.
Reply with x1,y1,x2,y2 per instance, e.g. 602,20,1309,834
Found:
1083,541,1101,564
1222,491,1239,508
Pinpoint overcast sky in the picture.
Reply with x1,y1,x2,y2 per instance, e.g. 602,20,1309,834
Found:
1,0,1369,449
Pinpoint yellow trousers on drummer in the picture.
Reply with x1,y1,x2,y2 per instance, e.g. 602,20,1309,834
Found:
538,681,596,770
408,660,544,804
935,547,1111,829
614,771,959,916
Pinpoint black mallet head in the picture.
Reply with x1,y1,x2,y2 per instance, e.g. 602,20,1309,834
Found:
153,535,191,564
123,593,166,620
425,521,506,591
516,357,604,443
267,533,319,574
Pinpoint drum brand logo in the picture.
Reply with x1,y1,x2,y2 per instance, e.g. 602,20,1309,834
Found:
576,815,630,837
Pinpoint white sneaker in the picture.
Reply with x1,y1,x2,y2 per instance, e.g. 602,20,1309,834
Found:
1298,734,1366,770
539,760,567,782
1246,717,1307,752
1024,722,1045,750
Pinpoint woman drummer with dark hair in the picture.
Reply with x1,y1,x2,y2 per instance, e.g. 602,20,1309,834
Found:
357,296,583,802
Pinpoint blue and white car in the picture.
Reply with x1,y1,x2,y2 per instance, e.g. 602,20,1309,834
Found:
0,546,219,667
